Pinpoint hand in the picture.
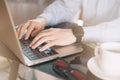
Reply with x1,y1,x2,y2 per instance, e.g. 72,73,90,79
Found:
30,28,76,51
16,17,47,40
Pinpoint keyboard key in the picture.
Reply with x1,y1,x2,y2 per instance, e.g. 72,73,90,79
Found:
20,36,58,61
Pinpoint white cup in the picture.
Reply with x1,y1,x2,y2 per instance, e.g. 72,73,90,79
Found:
95,42,120,77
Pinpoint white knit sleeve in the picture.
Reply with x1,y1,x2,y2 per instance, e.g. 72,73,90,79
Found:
82,17,120,42
37,0,82,26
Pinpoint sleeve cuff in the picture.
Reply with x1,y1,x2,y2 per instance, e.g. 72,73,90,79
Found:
82,26,103,42
37,13,53,26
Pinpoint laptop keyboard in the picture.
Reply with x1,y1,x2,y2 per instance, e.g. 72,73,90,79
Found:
20,36,58,61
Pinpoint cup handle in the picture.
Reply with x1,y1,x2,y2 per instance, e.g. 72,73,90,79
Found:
94,46,100,57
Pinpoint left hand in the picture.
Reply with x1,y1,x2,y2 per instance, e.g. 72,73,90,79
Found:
30,28,76,51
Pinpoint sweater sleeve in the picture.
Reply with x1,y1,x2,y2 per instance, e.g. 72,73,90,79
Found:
37,0,82,26
82,17,120,42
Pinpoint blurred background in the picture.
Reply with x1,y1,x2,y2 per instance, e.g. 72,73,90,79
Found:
7,0,54,25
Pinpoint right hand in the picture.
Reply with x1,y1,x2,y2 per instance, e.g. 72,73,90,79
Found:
30,28,76,51
16,17,47,40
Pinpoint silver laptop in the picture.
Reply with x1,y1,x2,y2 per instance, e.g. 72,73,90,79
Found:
0,0,83,66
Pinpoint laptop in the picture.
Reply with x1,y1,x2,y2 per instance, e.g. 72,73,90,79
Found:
0,0,83,66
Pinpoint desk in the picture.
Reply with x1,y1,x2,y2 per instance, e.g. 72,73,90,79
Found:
0,41,101,80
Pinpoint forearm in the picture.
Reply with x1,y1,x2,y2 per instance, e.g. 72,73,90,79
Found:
37,0,81,26
82,17,120,42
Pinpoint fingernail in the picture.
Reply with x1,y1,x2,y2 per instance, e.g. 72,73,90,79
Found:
32,46,35,49
29,43,33,47
25,37,27,40
29,44,31,47
19,37,21,39
32,47,34,49
39,49,43,52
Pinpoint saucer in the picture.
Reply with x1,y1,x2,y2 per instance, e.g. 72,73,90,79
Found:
87,57,120,80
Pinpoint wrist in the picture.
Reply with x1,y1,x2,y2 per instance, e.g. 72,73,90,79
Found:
41,17,47,25
32,17,47,29
35,17,47,24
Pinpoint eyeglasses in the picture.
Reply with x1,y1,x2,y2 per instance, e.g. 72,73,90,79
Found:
53,58,86,80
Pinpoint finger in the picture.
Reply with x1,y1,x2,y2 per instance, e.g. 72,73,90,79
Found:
43,28,54,32
16,24,23,39
17,24,24,39
25,26,34,40
31,29,40,37
39,41,56,51
16,26,21,39
30,31,52,46
31,28,51,37
31,36,54,49
19,22,29,39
